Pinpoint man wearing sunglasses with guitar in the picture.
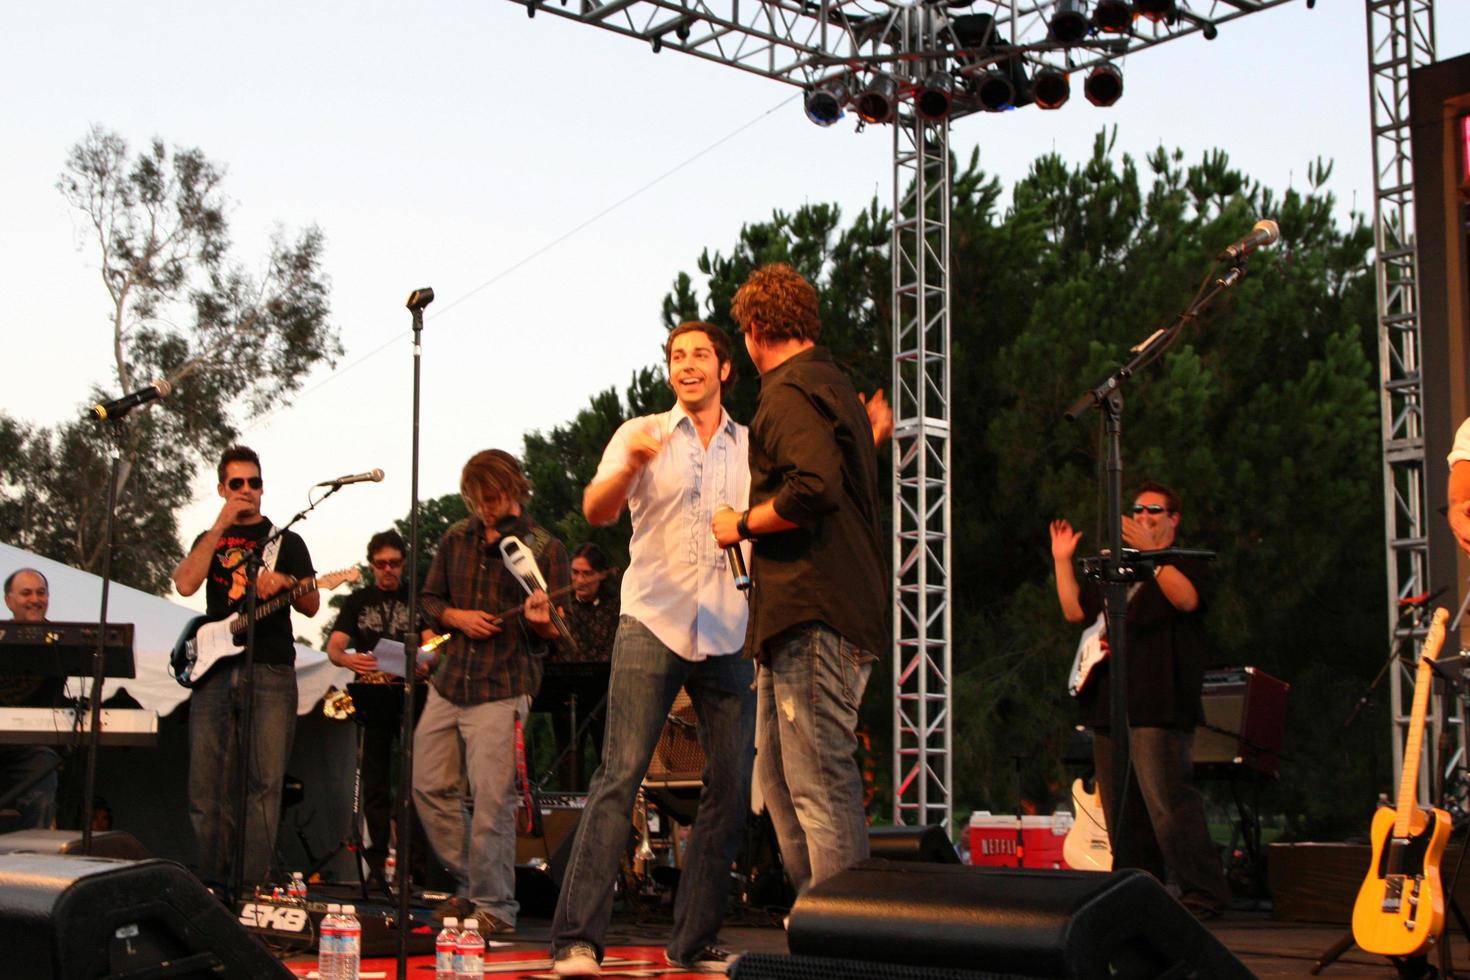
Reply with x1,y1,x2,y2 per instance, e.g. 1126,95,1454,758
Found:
1051,480,1230,920
173,445,319,891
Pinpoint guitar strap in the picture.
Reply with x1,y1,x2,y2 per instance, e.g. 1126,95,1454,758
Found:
261,524,283,574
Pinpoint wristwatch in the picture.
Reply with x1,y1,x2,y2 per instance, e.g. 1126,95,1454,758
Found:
737,509,754,540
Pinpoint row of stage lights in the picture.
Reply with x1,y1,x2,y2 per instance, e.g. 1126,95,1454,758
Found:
805,0,1206,125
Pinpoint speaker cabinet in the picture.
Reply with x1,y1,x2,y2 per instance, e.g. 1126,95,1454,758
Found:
0,828,150,861
785,860,1250,980
868,826,960,864
1196,667,1289,776
0,852,290,978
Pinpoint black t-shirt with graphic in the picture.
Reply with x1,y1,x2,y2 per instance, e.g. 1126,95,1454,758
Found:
331,584,414,651
194,519,314,666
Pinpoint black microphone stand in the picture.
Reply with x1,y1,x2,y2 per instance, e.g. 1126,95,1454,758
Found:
1064,257,1252,847
397,287,432,980
80,411,129,853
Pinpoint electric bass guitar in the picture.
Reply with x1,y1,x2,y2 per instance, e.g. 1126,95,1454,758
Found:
1351,606,1452,957
170,568,359,688
1062,777,1113,872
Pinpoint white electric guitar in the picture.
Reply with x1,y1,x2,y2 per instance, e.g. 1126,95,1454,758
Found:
1067,613,1109,697
170,568,359,687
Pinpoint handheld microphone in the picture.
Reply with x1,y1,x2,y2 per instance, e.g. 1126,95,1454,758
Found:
715,505,752,592
500,535,579,652
406,287,435,311
1217,219,1280,262
315,468,385,487
88,380,172,422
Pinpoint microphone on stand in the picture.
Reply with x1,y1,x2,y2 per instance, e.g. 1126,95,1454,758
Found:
1216,219,1280,262
87,380,172,422
315,469,385,487
500,535,579,653
715,505,752,592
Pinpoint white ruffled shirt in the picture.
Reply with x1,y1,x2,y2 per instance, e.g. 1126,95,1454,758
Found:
593,403,750,661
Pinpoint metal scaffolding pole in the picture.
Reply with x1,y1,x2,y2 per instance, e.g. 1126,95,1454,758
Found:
890,6,953,829
1366,0,1441,805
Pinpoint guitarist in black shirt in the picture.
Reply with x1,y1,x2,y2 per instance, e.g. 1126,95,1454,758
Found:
172,445,317,890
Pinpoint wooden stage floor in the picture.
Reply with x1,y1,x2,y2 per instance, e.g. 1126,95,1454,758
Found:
279,912,1470,978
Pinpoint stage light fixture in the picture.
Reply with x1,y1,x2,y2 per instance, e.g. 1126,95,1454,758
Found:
916,71,955,122
805,78,851,127
1135,0,1175,22
856,74,899,124
973,68,1016,112
950,13,998,49
1091,0,1132,32
1032,67,1070,110
1049,0,1090,44
1084,62,1123,106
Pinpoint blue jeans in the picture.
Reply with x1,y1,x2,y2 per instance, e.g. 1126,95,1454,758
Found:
551,616,755,963
1093,726,1231,911
412,687,528,924
188,660,298,887
0,746,58,829
756,623,872,894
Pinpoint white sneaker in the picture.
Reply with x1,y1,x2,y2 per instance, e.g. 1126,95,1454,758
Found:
553,942,601,976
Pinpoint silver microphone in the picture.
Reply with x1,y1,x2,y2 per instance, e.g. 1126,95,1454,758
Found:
715,505,751,592
315,468,385,487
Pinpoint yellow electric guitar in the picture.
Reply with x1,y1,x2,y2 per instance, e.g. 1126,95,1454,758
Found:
1062,777,1112,872
1351,606,1452,957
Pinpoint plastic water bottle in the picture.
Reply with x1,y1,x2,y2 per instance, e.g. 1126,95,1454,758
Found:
339,904,362,980
456,918,484,980
435,917,460,980
319,903,342,980
290,871,307,904
384,846,396,887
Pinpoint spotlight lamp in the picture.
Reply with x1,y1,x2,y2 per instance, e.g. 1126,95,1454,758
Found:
1049,0,1090,44
805,78,851,127
1134,0,1176,22
916,70,956,122
1032,66,1070,110
1084,62,1123,106
973,68,1017,112
1091,0,1132,33
856,74,899,124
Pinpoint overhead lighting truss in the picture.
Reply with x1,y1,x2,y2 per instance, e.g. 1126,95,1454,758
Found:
512,0,1299,122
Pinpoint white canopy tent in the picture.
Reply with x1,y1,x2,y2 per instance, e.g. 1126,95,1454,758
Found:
0,541,351,714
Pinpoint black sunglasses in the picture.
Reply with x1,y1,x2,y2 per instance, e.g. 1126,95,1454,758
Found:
227,476,263,491
1131,504,1170,515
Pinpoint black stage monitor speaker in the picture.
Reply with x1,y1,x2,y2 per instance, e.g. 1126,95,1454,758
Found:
0,828,150,861
785,860,1250,980
868,825,961,864
0,852,291,979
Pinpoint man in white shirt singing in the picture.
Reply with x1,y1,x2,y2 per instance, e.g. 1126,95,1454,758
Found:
550,321,753,977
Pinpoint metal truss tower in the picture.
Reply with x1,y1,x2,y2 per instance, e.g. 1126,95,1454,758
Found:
1367,0,1441,803
890,9,953,830
511,0,1297,830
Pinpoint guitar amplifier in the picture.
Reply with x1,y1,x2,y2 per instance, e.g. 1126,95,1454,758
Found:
1194,667,1289,777
644,688,704,788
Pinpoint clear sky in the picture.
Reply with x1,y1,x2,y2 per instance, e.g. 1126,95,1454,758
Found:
2,1,1468,641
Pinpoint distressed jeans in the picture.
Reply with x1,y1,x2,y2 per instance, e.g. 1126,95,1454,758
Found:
188,660,298,888
551,616,755,963
756,622,872,895
412,687,528,924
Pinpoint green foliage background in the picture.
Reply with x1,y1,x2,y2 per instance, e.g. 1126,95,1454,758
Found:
517,131,1388,841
